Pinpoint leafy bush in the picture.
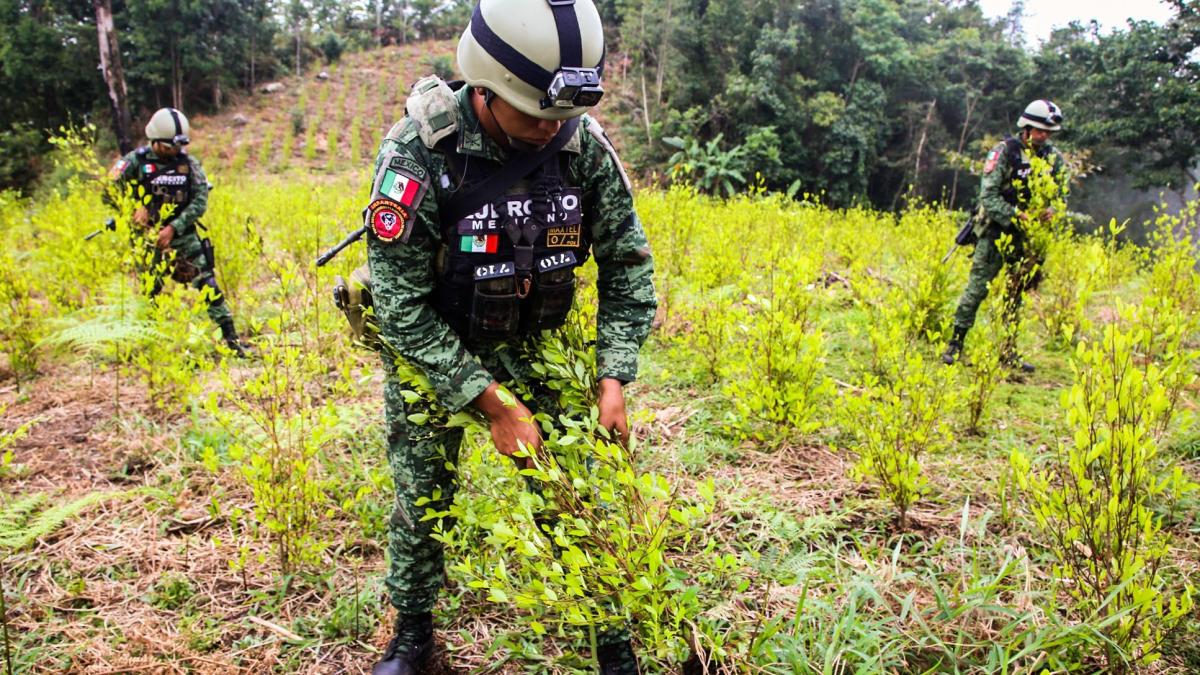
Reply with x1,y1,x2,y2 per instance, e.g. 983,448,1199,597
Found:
1012,315,1197,668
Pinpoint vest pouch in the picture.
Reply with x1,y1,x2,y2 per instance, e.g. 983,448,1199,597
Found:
525,266,576,332
470,276,520,340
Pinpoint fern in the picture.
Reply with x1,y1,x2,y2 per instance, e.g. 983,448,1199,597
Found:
0,489,149,552
39,289,162,357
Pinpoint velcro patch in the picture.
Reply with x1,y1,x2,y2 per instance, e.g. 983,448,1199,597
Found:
388,155,428,180
546,224,582,248
473,261,514,281
537,251,577,273
983,149,1000,174
107,158,129,180
366,198,410,243
456,188,583,234
372,159,428,213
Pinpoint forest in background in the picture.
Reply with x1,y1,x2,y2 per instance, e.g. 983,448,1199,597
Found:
2,0,1199,222
1,9,1200,673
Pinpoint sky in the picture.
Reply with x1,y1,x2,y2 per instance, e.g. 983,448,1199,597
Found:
976,0,1177,42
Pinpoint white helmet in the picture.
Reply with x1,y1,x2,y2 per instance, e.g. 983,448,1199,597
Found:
145,107,190,145
457,0,606,120
1017,99,1063,131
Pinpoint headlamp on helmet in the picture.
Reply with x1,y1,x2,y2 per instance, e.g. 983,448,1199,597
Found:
542,67,603,110
153,134,190,147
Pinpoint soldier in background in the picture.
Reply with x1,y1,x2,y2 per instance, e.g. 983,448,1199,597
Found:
942,99,1067,372
106,107,247,356
360,0,656,672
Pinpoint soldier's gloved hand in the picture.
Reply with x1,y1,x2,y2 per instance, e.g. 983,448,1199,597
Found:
1039,207,1056,222
597,378,630,448
155,224,175,250
133,206,150,227
474,381,542,468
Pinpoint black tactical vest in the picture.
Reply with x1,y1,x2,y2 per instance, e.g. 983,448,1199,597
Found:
430,149,591,341
134,147,193,221
999,136,1053,208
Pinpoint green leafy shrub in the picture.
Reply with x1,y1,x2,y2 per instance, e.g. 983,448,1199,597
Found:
1011,315,1197,668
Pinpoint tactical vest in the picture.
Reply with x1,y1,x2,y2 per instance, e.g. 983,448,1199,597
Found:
998,136,1053,208
410,79,590,341
133,146,193,222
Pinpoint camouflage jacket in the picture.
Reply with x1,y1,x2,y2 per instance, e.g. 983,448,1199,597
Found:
106,147,208,238
365,79,657,412
978,136,1065,232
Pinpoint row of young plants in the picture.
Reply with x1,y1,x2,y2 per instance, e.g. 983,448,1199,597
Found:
1,128,1198,670
633,172,1199,670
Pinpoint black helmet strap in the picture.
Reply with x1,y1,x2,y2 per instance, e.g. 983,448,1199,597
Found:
470,0,603,92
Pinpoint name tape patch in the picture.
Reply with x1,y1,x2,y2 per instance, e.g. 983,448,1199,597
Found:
456,188,583,234
150,174,189,186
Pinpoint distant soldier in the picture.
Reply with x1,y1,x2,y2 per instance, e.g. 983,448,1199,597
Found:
942,99,1067,371
356,0,656,672
106,108,247,356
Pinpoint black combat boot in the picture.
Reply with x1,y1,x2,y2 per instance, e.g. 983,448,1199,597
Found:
1002,350,1035,374
596,639,640,675
373,612,434,675
217,318,248,358
941,327,967,366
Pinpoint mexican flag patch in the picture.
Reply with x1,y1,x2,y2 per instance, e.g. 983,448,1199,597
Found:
460,234,498,253
379,168,422,207
107,158,129,180
983,149,1000,174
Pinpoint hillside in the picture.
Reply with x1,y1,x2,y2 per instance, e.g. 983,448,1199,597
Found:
2,42,1200,675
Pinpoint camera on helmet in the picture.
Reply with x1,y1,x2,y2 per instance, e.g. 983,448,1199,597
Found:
541,67,604,110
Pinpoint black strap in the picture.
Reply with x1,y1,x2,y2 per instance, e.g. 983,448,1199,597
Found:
470,3,554,91
168,108,183,136
550,1,582,68
442,116,580,226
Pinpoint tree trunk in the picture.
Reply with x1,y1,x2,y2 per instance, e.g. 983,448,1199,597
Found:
213,79,222,110
93,0,133,153
949,95,977,209
910,99,937,198
655,0,673,106
169,41,182,109
249,26,257,91
376,0,383,47
295,16,302,75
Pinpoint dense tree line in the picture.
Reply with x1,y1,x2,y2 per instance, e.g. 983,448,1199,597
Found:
1,0,1198,220
0,0,470,189
606,0,1200,216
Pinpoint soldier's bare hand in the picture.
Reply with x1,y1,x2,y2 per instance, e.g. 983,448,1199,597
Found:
133,206,150,227
155,224,175,250
474,381,541,467
597,377,630,447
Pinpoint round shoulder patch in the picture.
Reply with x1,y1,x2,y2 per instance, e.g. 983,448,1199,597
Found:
367,198,410,243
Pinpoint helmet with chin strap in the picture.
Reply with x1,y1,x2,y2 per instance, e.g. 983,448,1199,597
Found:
1017,99,1063,132
457,0,606,121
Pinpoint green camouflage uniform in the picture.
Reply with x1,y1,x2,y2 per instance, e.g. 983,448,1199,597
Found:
366,82,656,636
951,137,1065,334
108,148,234,328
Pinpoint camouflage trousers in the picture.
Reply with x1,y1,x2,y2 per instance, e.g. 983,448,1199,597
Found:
951,231,1040,336
382,341,629,647
149,232,234,328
